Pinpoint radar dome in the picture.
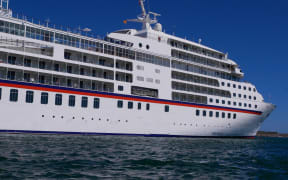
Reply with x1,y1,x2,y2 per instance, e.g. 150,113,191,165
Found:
154,23,163,32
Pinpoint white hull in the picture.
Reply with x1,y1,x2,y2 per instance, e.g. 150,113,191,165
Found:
0,85,274,137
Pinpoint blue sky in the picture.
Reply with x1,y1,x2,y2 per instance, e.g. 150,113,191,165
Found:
10,0,288,133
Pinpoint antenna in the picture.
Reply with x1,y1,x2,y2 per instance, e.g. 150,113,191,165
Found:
124,0,161,30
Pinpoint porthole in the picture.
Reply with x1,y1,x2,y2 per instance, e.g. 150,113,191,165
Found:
146,45,150,49
139,43,142,48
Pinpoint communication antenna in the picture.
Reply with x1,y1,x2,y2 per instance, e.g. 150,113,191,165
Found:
124,0,161,30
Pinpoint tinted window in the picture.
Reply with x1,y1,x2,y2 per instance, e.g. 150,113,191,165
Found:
146,104,150,111
117,100,123,108
216,112,219,118
165,105,169,112
69,95,75,107
196,110,200,116
81,97,88,108
26,91,34,103
94,98,100,109
228,113,231,119
10,89,18,102
138,103,141,110
55,94,62,105
203,111,206,117
128,101,133,109
118,86,124,91
209,111,213,117
222,112,225,118
41,92,48,104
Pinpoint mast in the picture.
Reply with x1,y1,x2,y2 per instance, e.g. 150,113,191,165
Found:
125,0,161,30
139,0,147,16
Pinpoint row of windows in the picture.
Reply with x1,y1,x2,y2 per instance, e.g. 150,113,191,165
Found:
172,60,240,82
209,98,258,109
169,39,225,61
172,81,231,98
7,89,100,108
3,88,171,112
172,71,220,87
0,20,171,68
221,82,257,92
117,100,170,112
232,93,257,101
196,109,237,119
172,49,231,72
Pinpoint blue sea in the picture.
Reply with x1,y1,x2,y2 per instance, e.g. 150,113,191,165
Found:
0,134,287,179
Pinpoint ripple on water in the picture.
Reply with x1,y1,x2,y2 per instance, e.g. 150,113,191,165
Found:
0,135,287,179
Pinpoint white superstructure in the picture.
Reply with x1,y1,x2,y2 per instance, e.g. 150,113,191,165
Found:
0,0,275,138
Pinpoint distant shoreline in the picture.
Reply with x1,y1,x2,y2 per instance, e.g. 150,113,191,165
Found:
257,131,288,138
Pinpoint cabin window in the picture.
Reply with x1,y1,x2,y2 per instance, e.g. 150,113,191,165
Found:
24,59,31,67
209,98,213,103
222,100,225,105
118,86,124,91
216,99,219,104
94,98,100,109
222,112,225,118
216,112,219,118
228,113,231,119
165,105,169,112
55,94,62,106
7,71,15,80
128,102,133,109
196,110,200,116
117,100,123,108
8,56,16,65
0,88,2,100
81,97,88,108
26,91,34,103
203,111,207,117
41,92,49,104
233,114,237,119
69,95,75,107
9,89,18,102
138,103,141,110
146,103,150,111
209,111,213,117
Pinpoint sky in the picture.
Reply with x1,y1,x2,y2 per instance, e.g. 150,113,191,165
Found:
9,0,288,133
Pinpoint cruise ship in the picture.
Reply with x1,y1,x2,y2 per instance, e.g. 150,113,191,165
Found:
0,0,275,138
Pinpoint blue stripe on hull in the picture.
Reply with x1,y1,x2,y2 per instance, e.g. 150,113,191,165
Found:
0,130,256,139
0,79,262,115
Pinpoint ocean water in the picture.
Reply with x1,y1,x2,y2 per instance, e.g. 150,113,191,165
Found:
0,134,287,179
